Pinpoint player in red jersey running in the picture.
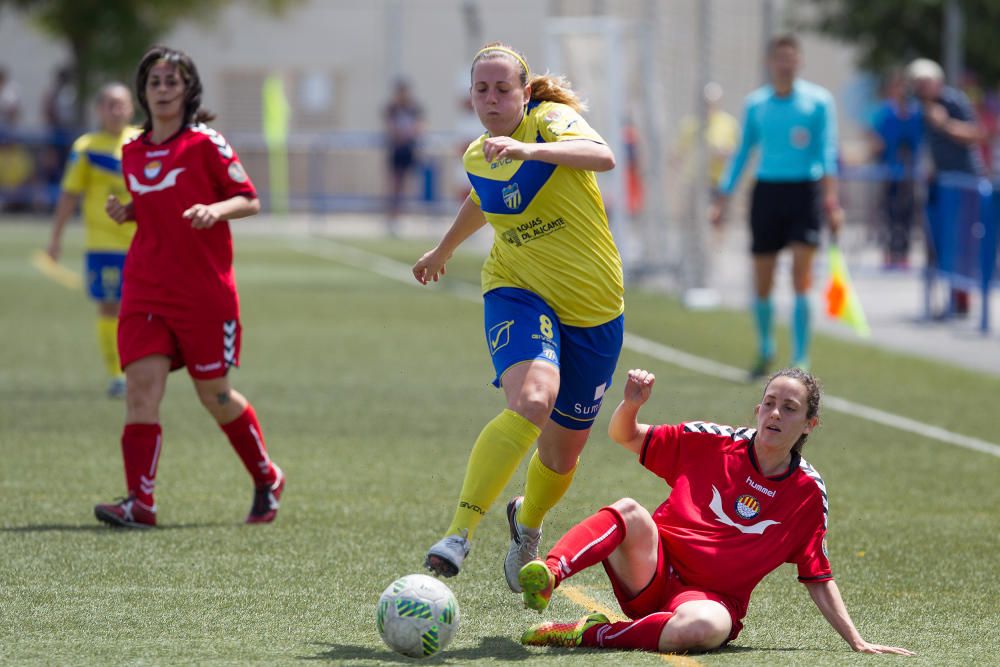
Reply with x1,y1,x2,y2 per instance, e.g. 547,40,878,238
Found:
94,46,283,528
518,368,913,656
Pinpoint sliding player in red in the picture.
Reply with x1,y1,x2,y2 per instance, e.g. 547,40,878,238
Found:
518,368,913,656
94,45,283,528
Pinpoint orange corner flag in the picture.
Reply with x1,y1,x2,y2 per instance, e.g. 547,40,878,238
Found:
825,245,870,337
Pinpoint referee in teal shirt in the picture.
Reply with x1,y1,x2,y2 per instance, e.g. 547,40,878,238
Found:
711,34,844,379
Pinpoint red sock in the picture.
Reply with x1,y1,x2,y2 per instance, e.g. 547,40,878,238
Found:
220,404,276,486
122,423,162,507
582,611,673,650
545,506,627,584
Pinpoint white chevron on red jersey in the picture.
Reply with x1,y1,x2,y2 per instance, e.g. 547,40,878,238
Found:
120,123,256,320
639,422,831,623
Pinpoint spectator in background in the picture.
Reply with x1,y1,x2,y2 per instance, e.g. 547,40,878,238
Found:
988,85,1000,177
907,58,985,317
42,65,79,200
452,76,484,203
0,133,34,211
959,72,998,176
972,83,999,179
0,66,22,129
869,69,922,269
673,82,738,236
0,66,30,210
384,78,425,235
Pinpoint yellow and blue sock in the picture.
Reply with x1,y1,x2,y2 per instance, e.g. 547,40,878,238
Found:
518,450,577,530
445,409,540,539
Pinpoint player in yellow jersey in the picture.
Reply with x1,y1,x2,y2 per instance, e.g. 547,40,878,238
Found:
47,83,138,397
413,43,624,591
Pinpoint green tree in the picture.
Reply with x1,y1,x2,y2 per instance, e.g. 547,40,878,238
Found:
0,0,298,126
799,0,1000,85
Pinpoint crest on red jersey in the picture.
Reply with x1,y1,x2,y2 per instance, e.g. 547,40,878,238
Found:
228,162,248,183
734,494,761,519
144,161,162,179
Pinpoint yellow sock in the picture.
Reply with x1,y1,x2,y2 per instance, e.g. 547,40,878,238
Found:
445,409,540,539
518,450,577,529
96,315,121,378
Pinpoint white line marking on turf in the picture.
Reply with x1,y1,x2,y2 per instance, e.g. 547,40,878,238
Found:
287,238,1000,460
622,332,1000,459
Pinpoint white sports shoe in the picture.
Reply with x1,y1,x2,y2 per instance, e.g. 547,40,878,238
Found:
504,496,542,593
425,529,471,578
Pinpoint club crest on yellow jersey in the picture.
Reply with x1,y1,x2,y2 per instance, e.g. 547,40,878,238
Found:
502,182,521,210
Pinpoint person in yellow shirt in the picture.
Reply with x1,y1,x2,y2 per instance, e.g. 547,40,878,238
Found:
412,42,624,592
672,82,738,234
47,83,138,397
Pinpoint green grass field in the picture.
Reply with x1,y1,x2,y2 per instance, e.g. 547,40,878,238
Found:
1,220,998,665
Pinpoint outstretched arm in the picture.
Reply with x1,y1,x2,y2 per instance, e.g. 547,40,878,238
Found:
806,580,914,655
608,369,655,454
412,194,488,284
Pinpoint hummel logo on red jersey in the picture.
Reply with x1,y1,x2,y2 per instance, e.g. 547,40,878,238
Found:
128,168,185,195
746,477,776,498
709,486,780,535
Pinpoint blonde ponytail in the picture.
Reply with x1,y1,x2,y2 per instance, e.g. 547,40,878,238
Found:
528,74,586,113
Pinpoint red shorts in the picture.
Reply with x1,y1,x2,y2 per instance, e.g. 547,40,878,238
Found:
603,537,744,643
118,311,241,379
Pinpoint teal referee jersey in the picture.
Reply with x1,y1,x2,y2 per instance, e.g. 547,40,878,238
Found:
719,79,838,194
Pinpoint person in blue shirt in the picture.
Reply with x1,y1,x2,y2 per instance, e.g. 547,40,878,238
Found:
907,58,985,318
870,70,922,269
710,34,843,379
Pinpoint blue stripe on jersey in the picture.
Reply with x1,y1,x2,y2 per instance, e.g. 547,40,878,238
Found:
467,132,556,215
86,151,122,174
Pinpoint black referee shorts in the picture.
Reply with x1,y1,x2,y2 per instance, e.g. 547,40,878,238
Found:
749,180,823,254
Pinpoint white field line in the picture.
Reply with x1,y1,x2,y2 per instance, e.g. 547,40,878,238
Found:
287,238,1000,460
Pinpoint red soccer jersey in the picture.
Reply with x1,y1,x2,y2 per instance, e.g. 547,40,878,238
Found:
640,421,832,619
120,123,257,320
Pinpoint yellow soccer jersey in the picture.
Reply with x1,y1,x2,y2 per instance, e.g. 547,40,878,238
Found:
61,127,140,251
676,110,739,185
466,100,624,327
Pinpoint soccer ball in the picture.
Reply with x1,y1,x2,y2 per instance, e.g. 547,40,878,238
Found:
376,574,460,659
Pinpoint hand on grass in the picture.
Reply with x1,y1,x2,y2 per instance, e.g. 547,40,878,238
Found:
852,640,915,656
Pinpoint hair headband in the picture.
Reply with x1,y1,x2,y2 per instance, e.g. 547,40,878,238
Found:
474,46,530,80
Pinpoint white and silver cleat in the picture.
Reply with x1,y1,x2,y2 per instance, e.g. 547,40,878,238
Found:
504,496,542,592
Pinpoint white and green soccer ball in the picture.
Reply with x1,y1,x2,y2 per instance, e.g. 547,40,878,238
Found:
376,574,460,659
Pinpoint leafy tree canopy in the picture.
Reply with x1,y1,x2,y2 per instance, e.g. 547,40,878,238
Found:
798,0,1000,86
0,0,298,123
